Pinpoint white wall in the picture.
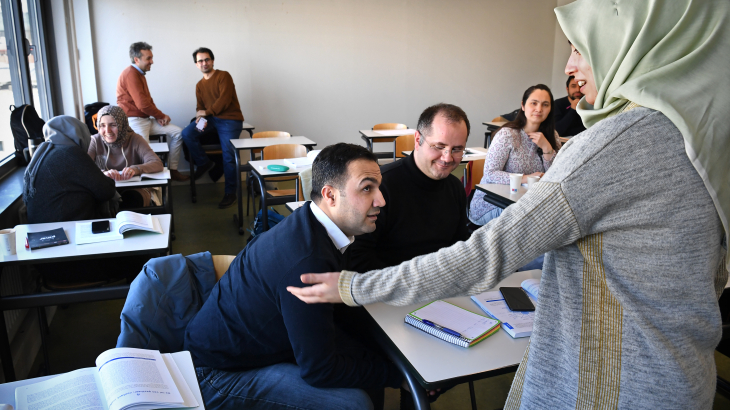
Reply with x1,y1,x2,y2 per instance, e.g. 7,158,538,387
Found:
86,0,561,148
550,0,576,97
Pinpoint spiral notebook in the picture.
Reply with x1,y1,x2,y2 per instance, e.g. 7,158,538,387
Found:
405,300,501,348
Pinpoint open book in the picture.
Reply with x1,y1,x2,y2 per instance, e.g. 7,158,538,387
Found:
76,211,163,245
471,279,540,338
15,348,201,410
116,169,171,183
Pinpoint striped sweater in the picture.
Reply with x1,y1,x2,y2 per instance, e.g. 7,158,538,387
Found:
339,108,728,409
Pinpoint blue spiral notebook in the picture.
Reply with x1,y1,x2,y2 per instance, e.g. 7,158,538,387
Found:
405,300,501,348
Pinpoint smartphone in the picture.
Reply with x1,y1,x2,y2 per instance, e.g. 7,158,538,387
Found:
91,220,111,234
499,287,535,311
196,117,207,131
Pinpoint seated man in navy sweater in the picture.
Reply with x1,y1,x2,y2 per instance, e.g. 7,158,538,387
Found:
184,143,401,410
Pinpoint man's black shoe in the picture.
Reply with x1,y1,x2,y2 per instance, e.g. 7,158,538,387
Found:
193,161,215,180
218,193,237,209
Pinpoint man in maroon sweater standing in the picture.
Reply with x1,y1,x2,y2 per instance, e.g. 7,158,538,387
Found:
181,47,245,209
117,42,188,181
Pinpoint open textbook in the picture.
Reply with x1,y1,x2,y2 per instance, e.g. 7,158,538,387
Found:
76,212,163,245
14,348,201,410
116,169,171,183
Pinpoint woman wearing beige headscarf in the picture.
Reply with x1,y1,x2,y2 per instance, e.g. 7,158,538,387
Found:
288,0,730,408
88,105,163,207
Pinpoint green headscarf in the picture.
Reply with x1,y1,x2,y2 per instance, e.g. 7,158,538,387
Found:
556,0,730,269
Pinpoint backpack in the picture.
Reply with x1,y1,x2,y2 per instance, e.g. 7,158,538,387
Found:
9,104,45,165
246,208,285,243
84,102,109,135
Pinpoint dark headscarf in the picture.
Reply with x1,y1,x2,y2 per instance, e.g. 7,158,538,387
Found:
23,116,91,200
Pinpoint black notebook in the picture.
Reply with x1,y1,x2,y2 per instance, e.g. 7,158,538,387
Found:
27,228,69,250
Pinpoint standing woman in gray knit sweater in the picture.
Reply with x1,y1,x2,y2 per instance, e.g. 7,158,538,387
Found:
290,1,730,408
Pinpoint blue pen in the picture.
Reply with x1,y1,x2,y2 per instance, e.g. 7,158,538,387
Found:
422,319,465,339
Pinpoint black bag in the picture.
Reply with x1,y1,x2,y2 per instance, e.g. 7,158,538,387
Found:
9,104,45,165
83,102,109,135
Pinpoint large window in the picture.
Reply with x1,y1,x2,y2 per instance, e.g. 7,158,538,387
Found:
0,0,52,166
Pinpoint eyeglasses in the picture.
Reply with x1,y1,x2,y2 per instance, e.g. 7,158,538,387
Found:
422,139,465,158
196,58,211,64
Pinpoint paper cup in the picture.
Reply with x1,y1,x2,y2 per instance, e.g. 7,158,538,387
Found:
509,174,523,193
0,229,16,256
527,176,540,189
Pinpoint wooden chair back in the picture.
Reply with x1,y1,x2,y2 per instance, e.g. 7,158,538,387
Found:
252,131,290,156
262,143,307,182
372,123,407,130
466,158,485,197
394,134,415,159
213,255,236,282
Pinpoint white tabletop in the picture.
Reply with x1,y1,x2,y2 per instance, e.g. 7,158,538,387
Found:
365,269,541,385
242,122,255,130
230,136,317,150
476,183,527,203
149,142,169,153
482,121,507,128
250,160,310,177
286,201,307,212
359,129,416,138
0,215,171,265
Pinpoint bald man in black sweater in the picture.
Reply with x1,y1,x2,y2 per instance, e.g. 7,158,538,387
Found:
348,104,470,272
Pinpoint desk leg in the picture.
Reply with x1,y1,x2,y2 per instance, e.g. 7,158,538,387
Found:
469,381,477,410
235,147,244,235
0,269,15,382
166,181,176,241
255,173,270,231
361,135,373,152
463,167,468,189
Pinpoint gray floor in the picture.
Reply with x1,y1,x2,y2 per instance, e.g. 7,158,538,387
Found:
28,181,730,410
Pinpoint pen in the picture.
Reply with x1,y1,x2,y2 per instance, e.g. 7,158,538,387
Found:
422,319,465,339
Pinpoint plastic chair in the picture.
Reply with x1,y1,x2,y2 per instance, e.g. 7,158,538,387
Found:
246,132,291,215
393,134,415,159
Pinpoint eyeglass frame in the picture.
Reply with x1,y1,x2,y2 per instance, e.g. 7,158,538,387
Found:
418,134,466,158
196,58,212,64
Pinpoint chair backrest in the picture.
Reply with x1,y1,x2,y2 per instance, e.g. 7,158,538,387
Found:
252,131,290,156
372,123,407,130
465,158,485,197
394,134,415,159
262,143,307,160
212,255,235,281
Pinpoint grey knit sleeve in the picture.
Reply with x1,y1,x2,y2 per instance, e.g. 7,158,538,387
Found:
339,181,582,306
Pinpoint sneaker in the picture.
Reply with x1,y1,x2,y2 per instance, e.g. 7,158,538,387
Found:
193,161,215,180
218,193,237,209
170,169,190,182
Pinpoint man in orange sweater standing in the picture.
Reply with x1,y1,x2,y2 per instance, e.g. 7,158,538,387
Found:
181,47,245,209
117,42,188,181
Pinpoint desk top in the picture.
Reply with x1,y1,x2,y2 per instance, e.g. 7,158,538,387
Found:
0,215,171,265
482,121,507,128
365,269,541,386
359,129,416,138
285,201,307,212
250,160,309,177
241,122,255,130
149,142,169,153
230,136,317,150
476,183,527,203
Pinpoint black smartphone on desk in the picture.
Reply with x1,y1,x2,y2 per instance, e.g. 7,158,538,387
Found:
91,220,110,234
500,287,535,311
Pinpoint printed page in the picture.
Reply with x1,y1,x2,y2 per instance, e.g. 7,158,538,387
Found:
115,176,142,183
475,291,534,332
162,353,199,408
141,169,171,180
76,221,123,245
95,348,184,410
116,211,160,234
170,352,205,409
521,279,540,300
15,367,110,410
410,300,498,340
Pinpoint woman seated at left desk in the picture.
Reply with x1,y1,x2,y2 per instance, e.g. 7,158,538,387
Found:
88,105,163,208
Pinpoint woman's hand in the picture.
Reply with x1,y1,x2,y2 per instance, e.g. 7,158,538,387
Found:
522,172,543,184
120,167,138,180
526,132,553,154
104,169,122,181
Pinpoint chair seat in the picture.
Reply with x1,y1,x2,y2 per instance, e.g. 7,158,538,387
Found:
267,189,297,197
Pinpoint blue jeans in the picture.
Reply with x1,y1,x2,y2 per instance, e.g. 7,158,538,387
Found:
182,117,243,195
196,363,373,410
